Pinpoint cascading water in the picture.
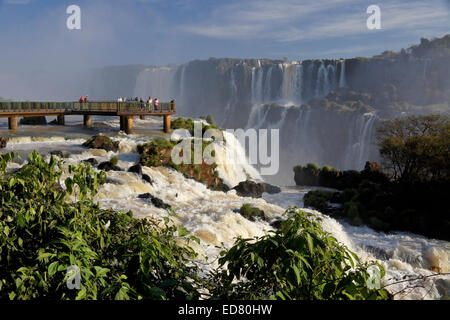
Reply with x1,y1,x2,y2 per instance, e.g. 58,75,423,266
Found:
343,111,378,170
133,66,176,101
339,60,346,87
128,58,380,183
4,123,449,299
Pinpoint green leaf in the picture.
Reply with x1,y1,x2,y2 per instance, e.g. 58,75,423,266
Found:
177,226,190,237
292,265,301,285
48,261,59,277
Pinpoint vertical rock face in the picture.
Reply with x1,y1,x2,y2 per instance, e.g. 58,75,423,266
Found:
88,36,449,184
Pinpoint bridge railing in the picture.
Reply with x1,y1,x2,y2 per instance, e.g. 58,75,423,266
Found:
0,101,70,112
0,100,176,113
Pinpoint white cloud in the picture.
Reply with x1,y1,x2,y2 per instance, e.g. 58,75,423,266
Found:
5,0,31,4
181,0,450,42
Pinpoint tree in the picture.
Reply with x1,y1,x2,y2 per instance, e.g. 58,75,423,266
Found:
376,114,450,182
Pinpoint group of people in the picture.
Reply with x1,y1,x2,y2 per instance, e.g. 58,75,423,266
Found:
78,95,169,112
117,96,159,111
79,96,89,103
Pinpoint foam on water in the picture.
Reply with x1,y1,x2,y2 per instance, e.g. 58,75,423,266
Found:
2,122,449,299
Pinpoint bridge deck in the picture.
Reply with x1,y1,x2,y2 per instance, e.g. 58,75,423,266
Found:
0,101,176,134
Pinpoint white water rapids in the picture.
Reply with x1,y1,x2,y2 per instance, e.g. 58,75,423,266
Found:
1,116,449,300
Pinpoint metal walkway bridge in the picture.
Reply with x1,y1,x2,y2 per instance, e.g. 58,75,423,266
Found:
0,101,176,134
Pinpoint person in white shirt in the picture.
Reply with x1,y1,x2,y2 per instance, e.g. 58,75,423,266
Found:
118,97,123,102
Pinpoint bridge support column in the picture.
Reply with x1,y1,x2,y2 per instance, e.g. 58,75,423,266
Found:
8,116,18,130
83,115,92,128
120,116,125,131
124,116,134,134
163,115,171,133
139,115,145,120
57,115,65,125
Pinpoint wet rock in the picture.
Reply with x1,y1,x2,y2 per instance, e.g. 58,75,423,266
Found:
138,193,170,209
50,150,64,157
19,116,47,125
270,219,283,229
128,164,143,175
48,119,58,125
262,183,281,194
233,180,265,198
98,161,122,172
212,182,231,192
82,158,98,165
142,174,153,185
238,203,269,222
0,137,8,149
82,134,120,152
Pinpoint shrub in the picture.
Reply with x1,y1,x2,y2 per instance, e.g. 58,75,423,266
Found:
0,152,203,300
110,156,119,166
303,190,334,213
211,208,388,300
205,115,216,126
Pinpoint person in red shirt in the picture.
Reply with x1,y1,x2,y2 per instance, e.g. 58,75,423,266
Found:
79,96,85,103
153,98,159,110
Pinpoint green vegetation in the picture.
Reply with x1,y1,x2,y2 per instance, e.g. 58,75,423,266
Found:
296,114,450,240
138,138,226,190
109,156,119,167
0,152,388,300
211,207,387,300
303,190,334,213
0,152,202,300
239,204,265,221
377,114,450,183
171,117,222,136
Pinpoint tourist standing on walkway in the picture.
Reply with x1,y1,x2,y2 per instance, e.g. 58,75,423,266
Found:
79,96,85,103
147,97,153,111
153,98,159,110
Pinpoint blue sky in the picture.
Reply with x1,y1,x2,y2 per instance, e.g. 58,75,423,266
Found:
0,0,449,71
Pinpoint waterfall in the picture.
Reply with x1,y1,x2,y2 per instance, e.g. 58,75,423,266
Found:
423,58,432,78
133,66,176,101
263,66,273,102
343,112,378,170
279,63,303,105
339,60,346,87
179,64,187,105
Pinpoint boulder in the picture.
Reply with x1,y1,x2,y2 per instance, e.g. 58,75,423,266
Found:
270,220,283,229
19,116,47,125
0,137,8,149
212,182,231,193
128,164,143,175
238,203,267,222
98,161,122,172
82,134,120,152
138,193,170,209
82,158,98,165
262,183,281,194
233,180,265,198
50,150,64,157
142,174,154,185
